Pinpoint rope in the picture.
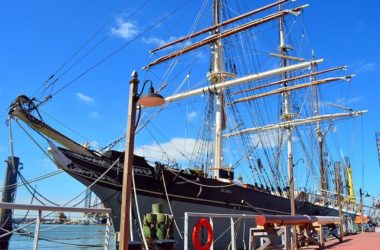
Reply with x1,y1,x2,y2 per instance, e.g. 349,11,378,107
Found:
161,171,183,239
15,187,36,225
213,217,242,245
34,0,136,99
38,109,94,146
166,167,236,188
0,157,119,240
131,166,149,250
18,171,60,206
0,170,64,193
244,200,265,215
8,116,16,169
64,158,120,208
15,229,104,248
14,120,56,163
49,0,192,100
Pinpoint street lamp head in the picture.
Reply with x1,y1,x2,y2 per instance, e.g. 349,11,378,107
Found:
131,70,138,78
138,85,165,107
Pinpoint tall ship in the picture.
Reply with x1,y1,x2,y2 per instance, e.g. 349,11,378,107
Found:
8,0,366,248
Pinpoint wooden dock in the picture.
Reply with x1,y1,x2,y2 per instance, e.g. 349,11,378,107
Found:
301,232,380,249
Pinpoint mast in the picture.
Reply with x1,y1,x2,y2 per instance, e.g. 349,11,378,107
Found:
212,0,224,178
279,4,295,212
312,50,327,201
279,3,297,248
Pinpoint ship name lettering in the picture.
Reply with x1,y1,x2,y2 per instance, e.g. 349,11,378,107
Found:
221,188,232,194
134,167,152,176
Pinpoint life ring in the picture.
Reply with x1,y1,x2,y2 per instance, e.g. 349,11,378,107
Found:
192,218,213,250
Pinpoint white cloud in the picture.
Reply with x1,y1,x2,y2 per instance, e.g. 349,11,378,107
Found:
319,96,363,111
186,111,197,121
111,19,138,40
351,60,376,74
88,111,99,119
135,137,210,162
76,92,94,104
336,96,363,105
142,36,167,47
142,36,192,49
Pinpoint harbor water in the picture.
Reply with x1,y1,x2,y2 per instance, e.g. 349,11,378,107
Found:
8,224,116,250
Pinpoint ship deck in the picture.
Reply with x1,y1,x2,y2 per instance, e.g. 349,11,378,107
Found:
300,232,380,249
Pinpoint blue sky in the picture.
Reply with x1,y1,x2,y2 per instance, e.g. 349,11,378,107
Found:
1,0,379,210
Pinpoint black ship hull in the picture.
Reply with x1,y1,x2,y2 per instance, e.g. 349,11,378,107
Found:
48,143,348,249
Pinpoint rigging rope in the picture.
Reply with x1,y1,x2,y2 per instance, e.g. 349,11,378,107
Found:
165,167,236,188
0,170,63,193
161,171,183,239
14,120,55,162
15,229,105,248
131,165,149,250
0,157,120,240
17,171,58,206
37,0,192,106
34,0,139,99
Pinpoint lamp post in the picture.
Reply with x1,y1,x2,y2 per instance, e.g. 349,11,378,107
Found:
119,71,165,250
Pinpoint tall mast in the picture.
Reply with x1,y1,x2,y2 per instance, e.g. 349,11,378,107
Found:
312,50,327,201
212,0,224,177
279,3,297,248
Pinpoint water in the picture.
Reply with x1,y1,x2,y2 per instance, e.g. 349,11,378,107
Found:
9,224,116,250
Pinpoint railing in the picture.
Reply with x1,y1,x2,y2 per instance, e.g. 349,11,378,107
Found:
183,212,257,250
0,202,112,250
184,212,343,250
254,214,342,249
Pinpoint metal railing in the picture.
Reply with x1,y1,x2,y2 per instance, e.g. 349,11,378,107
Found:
183,212,257,250
0,202,112,250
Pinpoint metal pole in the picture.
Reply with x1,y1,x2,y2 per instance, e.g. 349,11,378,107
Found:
119,71,139,250
104,213,111,250
184,212,188,250
360,188,364,233
230,217,236,250
33,210,41,250
210,217,214,250
335,162,344,242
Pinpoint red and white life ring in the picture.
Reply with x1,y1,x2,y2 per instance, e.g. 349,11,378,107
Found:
192,218,213,250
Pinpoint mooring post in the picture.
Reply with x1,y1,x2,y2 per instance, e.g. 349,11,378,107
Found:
0,156,20,249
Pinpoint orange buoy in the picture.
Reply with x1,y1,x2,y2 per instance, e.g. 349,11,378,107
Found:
192,218,213,250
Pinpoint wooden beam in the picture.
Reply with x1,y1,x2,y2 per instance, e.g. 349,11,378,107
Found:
143,5,308,69
231,66,347,96
150,0,289,53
